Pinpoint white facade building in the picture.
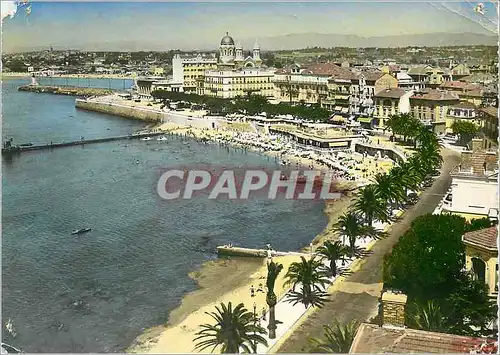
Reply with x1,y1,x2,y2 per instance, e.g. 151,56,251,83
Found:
443,143,499,220
202,68,275,99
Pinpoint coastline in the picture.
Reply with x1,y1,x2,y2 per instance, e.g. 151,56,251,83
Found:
127,122,357,353
127,193,354,354
1,72,134,80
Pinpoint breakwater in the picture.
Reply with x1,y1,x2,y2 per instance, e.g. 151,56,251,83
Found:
2,132,164,155
18,85,114,97
76,99,164,122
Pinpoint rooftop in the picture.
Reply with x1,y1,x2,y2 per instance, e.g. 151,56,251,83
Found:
350,323,498,354
374,88,407,99
451,149,498,177
463,226,498,252
361,71,386,82
410,89,459,101
449,101,477,109
478,106,499,118
440,81,481,91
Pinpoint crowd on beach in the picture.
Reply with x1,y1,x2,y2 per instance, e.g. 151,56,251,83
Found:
148,123,396,186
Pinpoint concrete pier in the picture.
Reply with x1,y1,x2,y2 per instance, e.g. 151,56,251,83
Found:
18,85,114,97
2,132,165,155
216,245,309,258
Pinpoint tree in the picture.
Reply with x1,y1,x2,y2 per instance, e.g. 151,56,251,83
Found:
406,300,448,332
309,319,360,353
444,272,498,337
316,240,349,277
266,260,283,339
383,213,467,300
372,172,405,211
284,257,330,308
352,184,390,226
451,120,479,146
334,212,381,257
464,217,497,233
194,302,268,353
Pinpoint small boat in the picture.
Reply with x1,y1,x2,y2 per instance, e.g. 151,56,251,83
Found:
156,136,168,141
140,137,152,141
18,143,33,147
71,228,91,235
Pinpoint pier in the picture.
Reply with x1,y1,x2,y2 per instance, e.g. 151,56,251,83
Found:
18,85,114,97
216,245,310,258
2,132,165,155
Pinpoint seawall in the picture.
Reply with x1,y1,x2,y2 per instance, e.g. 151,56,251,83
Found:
75,99,164,122
76,97,225,128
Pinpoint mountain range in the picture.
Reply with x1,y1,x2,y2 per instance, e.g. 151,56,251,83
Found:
240,32,498,51
5,32,497,53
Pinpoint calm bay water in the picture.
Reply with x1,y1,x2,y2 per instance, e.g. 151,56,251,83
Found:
2,79,328,352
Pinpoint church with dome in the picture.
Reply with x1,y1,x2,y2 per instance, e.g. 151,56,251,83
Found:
218,32,262,69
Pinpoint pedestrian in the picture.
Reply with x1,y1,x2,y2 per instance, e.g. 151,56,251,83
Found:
250,285,255,298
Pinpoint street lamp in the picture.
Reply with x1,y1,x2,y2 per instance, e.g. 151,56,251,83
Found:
253,302,257,353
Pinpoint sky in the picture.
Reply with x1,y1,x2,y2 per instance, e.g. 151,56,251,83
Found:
2,1,498,52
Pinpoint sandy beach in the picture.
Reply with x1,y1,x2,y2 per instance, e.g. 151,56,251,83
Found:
127,193,353,353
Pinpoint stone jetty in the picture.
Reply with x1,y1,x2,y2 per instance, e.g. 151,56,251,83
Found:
18,85,114,97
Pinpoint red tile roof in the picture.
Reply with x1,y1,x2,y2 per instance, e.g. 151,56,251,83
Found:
350,323,498,354
459,90,483,98
479,106,499,118
301,62,355,78
374,88,406,99
362,71,385,82
440,81,481,91
410,89,460,101
450,101,477,109
463,226,498,251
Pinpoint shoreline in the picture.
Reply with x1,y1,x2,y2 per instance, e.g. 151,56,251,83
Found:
127,195,354,353
126,122,359,353
1,72,135,80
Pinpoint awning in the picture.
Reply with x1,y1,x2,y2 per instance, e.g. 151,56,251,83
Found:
329,141,349,147
358,116,373,124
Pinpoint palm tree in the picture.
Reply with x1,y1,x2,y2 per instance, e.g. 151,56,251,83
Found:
316,240,349,277
266,260,283,339
352,184,390,226
194,302,268,353
284,256,330,308
387,166,417,205
406,300,447,333
335,211,384,257
372,172,405,211
309,319,360,353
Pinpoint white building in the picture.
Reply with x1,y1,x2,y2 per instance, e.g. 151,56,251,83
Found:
443,140,499,220
171,53,218,92
200,33,273,98
202,68,275,99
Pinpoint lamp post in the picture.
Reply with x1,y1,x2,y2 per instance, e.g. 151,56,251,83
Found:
253,301,257,353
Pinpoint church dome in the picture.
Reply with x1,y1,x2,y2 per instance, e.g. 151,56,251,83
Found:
220,32,235,45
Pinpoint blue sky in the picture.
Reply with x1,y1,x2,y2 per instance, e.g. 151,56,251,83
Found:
2,1,498,52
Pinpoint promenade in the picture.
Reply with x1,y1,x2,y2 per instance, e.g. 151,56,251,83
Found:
275,148,461,353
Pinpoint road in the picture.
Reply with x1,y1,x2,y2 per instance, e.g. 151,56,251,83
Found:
274,148,461,353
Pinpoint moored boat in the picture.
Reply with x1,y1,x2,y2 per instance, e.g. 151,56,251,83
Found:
71,228,91,235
